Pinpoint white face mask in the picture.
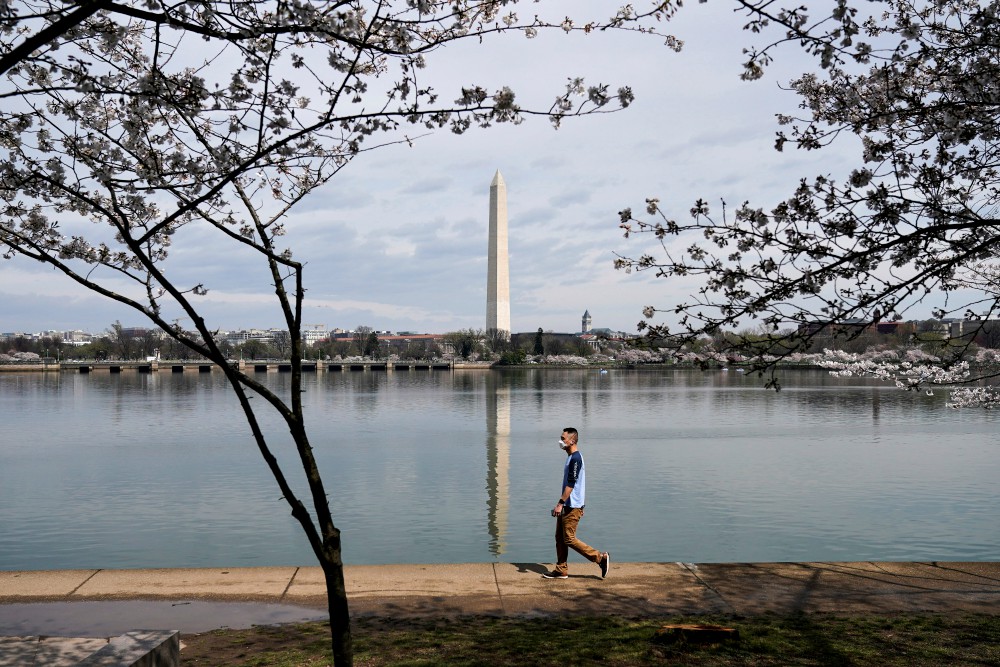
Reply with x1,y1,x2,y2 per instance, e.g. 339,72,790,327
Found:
558,440,569,449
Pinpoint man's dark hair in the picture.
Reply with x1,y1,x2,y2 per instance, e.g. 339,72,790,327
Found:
563,427,578,443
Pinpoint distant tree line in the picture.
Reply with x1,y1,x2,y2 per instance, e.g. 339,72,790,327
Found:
687,319,1000,361
10,318,997,366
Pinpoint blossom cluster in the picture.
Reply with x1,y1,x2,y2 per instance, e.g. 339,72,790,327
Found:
0,352,41,361
816,348,998,408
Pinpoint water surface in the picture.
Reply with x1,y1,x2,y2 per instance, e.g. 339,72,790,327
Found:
1,368,996,570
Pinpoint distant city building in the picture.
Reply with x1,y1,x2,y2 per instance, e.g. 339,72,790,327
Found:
120,327,152,338
949,319,1000,346
223,328,288,346
950,319,991,339
302,326,328,345
1,329,94,345
582,310,592,333
579,333,600,350
796,320,912,338
61,330,95,346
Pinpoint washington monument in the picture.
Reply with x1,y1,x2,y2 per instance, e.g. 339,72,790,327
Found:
487,170,511,334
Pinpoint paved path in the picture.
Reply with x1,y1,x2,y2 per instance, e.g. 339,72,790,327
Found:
2,562,999,665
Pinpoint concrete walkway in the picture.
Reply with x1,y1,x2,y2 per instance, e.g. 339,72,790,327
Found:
2,561,999,664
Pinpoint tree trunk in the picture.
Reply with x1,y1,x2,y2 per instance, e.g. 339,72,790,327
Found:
323,551,353,666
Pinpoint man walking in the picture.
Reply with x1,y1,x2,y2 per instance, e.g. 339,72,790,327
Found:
543,427,610,579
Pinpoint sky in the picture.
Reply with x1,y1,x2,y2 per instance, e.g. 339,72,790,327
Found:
0,1,864,337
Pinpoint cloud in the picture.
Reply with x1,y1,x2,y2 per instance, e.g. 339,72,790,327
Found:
399,177,453,195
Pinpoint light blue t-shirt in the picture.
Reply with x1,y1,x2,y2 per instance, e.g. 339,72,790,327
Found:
562,450,586,508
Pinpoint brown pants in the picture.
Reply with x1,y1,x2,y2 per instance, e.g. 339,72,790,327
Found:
554,507,601,575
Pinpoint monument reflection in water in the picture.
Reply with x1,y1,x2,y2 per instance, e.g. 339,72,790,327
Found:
485,372,511,556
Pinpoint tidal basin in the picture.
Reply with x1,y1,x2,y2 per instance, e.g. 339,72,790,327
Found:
1,367,997,571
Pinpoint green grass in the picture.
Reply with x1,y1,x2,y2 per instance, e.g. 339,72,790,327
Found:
182,613,1000,666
